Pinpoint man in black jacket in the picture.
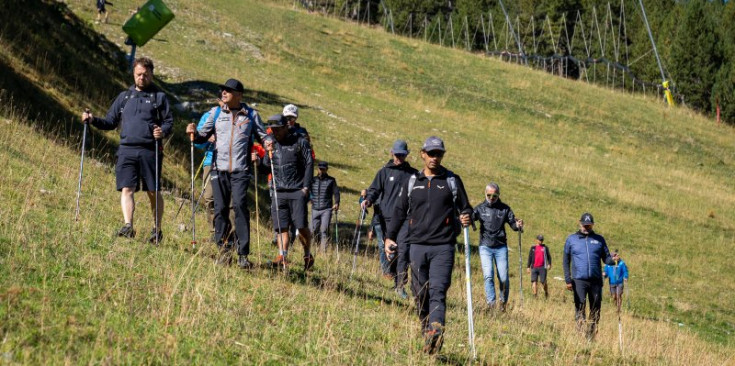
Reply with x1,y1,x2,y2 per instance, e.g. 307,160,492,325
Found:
81,57,173,243
385,136,472,354
362,140,418,298
471,182,523,311
263,114,314,270
310,161,340,252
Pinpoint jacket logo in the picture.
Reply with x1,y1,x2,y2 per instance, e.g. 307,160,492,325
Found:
412,186,425,190
389,176,394,181
590,240,600,245
437,185,445,189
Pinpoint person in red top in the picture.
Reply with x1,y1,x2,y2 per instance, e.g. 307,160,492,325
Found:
526,234,552,298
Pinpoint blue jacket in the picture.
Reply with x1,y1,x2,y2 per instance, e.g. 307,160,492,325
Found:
194,108,217,167
563,230,614,283
604,260,629,285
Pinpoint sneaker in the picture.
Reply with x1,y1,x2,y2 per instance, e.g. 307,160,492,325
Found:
382,273,394,280
422,322,444,355
216,249,233,266
117,223,136,238
395,287,408,300
499,301,507,313
238,256,253,269
148,228,163,244
304,254,314,271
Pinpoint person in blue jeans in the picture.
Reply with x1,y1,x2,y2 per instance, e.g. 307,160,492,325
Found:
471,182,523,311
603,250,629,313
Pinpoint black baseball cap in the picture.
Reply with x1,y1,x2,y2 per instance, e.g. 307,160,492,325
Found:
267,114,287,128
318,161,328,169
536,234,544,241
580,212,594,225
219,78,244,93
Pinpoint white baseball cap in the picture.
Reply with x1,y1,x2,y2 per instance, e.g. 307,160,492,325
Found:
283,104,299,118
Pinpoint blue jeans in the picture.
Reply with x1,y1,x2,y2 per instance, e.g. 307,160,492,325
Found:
479,245,509,305
374,223,389,274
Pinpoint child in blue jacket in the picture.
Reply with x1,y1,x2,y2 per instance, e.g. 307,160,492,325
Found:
603,250,629,313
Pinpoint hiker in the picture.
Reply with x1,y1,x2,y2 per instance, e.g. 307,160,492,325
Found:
526,234,552,298
470,182,523,312
563,212,615,340
603,249,629,313
263,114,315,270
95,0,111,24
310,161,340,252
196,106,266,238
282,104,310,142
81,57,173,244
362,140,418,299
385,136,472,354
186,78,267,268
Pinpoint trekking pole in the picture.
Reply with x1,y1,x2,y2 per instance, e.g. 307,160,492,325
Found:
174,157,204,221
189,132,196,250
269,150,286,271
518,227,524,308
462,225,477,359
191,169,211,215
75,109,90,222
254,161,261,265
335,209,340,261
350,206,366,279
618,308,624,354
154,134,160,246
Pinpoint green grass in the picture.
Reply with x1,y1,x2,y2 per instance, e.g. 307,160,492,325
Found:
0,0,734,363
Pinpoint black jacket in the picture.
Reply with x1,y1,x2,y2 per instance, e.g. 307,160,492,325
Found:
365,160,418,223
472,199,520,247
262,132,313,191
527,244,552,268
387,167,472,245
92,85,173,147
311,174,340,210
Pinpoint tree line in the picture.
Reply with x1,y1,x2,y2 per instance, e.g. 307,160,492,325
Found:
303,0,735,125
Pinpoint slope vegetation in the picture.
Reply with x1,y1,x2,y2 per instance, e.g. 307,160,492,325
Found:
0,0,733,364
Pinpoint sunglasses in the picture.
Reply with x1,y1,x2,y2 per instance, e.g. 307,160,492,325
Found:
486,193,499,198
426,150,444,158
394,153,407,158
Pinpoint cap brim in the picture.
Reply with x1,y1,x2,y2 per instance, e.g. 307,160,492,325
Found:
283,113,298,118
392,149,408,155
423,147,445,152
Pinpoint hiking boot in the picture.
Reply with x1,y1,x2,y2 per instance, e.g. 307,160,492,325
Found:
499,301,507,313
304,254,314,271
395,287,408,300
216,249,233,266
117,223,136,238
422,322,444,355
383,273,395,280
148,228,163,245
238,256,253,269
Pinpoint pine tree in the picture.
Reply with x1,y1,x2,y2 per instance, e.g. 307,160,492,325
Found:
669,0,720,112
711,1,735,124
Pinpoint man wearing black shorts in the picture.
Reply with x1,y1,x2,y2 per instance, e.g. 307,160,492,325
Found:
82,57,173,244
263,114,314,270
527,234,551,298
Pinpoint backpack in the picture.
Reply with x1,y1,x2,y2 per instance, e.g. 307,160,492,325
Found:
119,89,162,124
406,170,461,237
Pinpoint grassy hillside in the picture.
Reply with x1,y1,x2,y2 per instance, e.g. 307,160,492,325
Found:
1,0,734,364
